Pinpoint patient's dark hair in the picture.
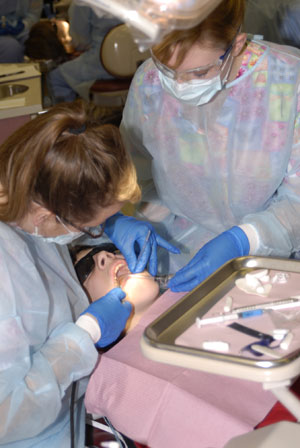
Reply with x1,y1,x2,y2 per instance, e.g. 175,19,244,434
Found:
24,19,67,62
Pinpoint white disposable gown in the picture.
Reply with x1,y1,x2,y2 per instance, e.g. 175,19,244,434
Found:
0,222,98,447
120,38,300,273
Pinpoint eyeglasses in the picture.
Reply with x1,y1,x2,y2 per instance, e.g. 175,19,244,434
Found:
151,26,240,82
74,243,120,284
57,215,106,239
151,44,233,82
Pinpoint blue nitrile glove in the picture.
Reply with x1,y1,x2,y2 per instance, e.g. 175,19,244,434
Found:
82,288,132,348
104,212,180,276
0,20,24,36
168,226,250,292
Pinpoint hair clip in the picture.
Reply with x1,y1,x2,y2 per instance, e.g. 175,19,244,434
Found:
68,124,86,135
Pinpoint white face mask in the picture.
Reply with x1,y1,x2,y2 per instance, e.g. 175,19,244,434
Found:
32,225,83,245
158,51,234,106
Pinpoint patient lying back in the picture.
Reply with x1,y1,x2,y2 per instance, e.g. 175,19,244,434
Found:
72,243,160,331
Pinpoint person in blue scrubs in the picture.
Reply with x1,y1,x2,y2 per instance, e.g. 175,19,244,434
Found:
0,0,43,62
0,99,177,447
47,0,121,103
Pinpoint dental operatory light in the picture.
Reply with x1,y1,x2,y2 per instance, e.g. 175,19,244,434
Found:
77,0,222,50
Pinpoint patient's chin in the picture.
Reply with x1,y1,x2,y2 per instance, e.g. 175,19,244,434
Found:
122,279,159,332
123,278,159,309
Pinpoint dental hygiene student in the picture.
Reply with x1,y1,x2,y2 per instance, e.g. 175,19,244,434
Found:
0,100,177,447
120,0,300,291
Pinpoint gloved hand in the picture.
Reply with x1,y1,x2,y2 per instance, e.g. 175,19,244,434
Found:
104,212,180,276
82,288,132,348
0,19,24,36
168,226,250,292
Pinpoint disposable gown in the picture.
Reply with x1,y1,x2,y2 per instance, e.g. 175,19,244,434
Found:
57,1,121,100
0,222,98,447
120,39,300,273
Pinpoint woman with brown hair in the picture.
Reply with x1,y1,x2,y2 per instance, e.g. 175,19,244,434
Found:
0,100,176,447
120,0,300,291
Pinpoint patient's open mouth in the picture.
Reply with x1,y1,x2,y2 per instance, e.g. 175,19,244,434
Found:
116,265,130,278
113,262,131,287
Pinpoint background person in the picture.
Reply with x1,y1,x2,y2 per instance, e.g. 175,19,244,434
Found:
0,0,43,62
72,243,160,332
24,18,69,63
244,0,300,48
47,0,121,103
0,99,175,447
120,0,300,292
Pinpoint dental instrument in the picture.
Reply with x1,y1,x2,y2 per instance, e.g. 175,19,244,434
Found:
196,297,300,327
228,322,275,343
196,309,265,327
250,344,282,359
280,332,294,350
154,274,175,290
117,272,174,290
135,229,151,267
228,322,280,357
232,297,300,314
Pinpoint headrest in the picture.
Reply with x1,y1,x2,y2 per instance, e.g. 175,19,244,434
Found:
101,24,150,78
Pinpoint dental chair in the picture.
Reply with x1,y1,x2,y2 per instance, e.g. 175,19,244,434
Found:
89,24,150,109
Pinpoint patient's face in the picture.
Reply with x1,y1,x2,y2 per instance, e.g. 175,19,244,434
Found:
75,248,160,330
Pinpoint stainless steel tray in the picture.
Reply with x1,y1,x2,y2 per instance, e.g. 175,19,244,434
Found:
141,256,300,383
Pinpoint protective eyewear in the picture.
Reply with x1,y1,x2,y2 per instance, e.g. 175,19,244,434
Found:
151,44,233,82
74,243,120,284
151,24,242,82
57,215,106,239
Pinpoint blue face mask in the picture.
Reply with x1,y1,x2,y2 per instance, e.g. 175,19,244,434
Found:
158,51,234,106
32,225,83,245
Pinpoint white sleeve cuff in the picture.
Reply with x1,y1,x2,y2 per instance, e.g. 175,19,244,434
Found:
238,223,260,253
76,314,101,344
